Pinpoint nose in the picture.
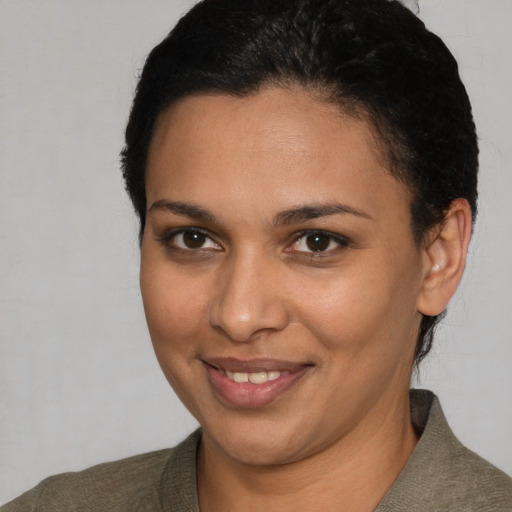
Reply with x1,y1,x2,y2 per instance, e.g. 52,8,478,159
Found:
208,252,290,342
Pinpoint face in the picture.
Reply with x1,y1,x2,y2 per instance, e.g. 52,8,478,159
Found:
141,87,426,466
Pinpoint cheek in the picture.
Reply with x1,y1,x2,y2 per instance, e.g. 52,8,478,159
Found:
139,258,212,414
294,253,422,358
140,259,209,350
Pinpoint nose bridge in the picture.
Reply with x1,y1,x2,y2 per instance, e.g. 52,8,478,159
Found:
208,247,289,342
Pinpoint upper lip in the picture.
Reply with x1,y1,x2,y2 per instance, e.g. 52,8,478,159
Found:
202,357,310,373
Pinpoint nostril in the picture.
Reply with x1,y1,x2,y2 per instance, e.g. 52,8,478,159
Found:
208,299,290,343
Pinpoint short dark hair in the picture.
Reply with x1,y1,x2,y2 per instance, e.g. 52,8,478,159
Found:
121,0,478,364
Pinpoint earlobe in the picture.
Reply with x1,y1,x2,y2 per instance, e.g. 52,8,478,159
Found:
417,199,473,317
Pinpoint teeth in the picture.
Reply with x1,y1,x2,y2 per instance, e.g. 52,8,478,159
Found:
224,370,283,383
233,372,249,383
249,371,268,384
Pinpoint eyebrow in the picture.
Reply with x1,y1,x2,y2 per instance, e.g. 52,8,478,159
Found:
273,203,372,226
148,200,217,222
148,200,371,225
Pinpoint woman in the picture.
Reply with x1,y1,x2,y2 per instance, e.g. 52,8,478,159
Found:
4,0,511,510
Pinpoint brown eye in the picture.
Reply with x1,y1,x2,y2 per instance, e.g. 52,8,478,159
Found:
170,230,221,251
292,231,348,254
305,234,331,252
182,231,207,248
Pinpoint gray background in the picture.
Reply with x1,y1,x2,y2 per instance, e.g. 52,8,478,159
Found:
1,0,511,504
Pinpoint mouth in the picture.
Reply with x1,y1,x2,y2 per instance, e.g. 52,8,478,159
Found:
223,369,288,384
202,357,312,408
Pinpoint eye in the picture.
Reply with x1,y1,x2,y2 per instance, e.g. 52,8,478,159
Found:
163,229,221,251
291,231,348,253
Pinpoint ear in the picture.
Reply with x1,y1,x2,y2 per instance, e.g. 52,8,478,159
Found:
417,199,473,317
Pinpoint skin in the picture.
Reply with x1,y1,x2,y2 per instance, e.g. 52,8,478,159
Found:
140,87,472,512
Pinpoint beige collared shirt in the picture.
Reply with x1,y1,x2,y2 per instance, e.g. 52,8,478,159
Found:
4,390,511,511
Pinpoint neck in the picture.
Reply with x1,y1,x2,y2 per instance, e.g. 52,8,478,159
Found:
197,391,418,512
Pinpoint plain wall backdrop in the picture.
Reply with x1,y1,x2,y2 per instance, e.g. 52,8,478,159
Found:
1,0,511,504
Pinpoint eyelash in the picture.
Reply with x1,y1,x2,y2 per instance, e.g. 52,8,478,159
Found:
289,230,350,255
157,228,350,255
157,227,221,252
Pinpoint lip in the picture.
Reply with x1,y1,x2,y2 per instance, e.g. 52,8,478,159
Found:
203,357,311,408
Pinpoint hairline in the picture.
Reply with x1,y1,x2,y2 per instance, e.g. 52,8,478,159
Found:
142,80,423,244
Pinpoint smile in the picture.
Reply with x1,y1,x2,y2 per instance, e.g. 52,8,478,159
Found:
203,358,311,408
224,369,288,384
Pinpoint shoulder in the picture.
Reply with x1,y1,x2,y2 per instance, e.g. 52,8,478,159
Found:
2,449,172,512
377,390,512,512
447,443,512,510
419,391,512,510
414,443,512,512
2,431,201,512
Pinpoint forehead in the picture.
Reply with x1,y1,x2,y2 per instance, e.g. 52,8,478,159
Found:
150,88,382,163
145,87,411,223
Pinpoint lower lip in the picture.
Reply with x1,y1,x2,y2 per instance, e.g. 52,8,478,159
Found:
204,364,309,408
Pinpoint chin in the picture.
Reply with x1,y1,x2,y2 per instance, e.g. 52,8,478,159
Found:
201,415,316,467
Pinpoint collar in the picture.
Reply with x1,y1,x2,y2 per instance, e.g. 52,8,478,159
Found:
159,390,508,512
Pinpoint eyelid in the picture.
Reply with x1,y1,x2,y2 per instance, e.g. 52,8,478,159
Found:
157,226,222,251
156,226,349,254
288,229,350,254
